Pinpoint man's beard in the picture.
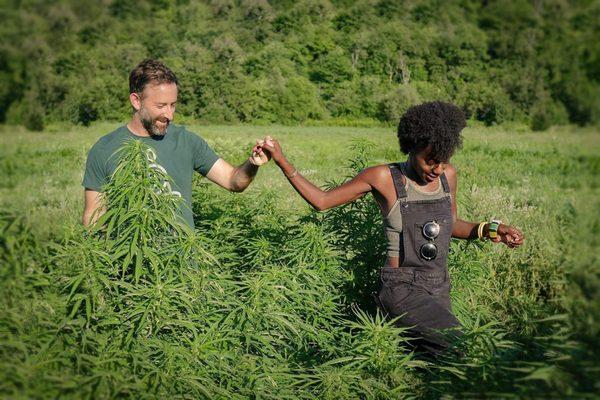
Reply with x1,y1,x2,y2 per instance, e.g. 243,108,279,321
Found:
140,106,169,137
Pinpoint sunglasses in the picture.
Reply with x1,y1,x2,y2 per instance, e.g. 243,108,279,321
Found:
420,221,440,260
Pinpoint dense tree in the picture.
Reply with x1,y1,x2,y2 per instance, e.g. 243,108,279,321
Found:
0,0,597,129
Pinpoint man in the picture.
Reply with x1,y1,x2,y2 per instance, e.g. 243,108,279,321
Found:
82,59,270,227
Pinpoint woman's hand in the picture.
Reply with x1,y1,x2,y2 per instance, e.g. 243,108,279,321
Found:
260,136,286,165
493,224,524,248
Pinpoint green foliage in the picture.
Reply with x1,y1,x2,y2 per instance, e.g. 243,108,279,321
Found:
6,100,45,131
0,124,598,397
530,95,569,131
1,139,415,397
377,83,422,123
0,0,598,129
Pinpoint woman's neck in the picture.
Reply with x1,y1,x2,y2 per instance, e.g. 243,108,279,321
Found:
402,158,426,185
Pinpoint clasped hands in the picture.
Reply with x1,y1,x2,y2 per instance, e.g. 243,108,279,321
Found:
249,135,278,166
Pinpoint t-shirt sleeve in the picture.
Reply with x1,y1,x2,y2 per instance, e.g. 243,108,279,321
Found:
82,143,108,192
189,131,220,176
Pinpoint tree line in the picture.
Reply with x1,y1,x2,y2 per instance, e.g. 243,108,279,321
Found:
1,0,598,130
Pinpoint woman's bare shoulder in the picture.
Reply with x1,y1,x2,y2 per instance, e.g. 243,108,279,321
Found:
359,164,394,186
445,163,457,177
444,163,457,189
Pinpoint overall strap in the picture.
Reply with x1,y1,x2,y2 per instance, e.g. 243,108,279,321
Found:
388,163,408,199
440,172,450,194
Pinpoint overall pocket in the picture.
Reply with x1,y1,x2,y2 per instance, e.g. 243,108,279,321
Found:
377,282,413,317
414,272,451,297
413,217,452,261
378,270,415,317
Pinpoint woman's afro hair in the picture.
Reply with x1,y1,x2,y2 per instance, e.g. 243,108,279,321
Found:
397,101,465,161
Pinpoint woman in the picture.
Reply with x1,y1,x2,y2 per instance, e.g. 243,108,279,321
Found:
261,102,524,355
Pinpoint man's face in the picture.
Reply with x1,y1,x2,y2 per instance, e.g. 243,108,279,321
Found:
134,82,178,136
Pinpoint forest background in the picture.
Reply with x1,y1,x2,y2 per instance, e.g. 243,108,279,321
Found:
1,0,600,398
1,0,599,131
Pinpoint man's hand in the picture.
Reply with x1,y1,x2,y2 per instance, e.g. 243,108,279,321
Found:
249,137,273,166
493,224,524,248
206,136,275,192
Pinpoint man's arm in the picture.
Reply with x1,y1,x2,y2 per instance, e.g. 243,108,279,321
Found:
205,158,260,192
205,139,269,192
82,189,105,226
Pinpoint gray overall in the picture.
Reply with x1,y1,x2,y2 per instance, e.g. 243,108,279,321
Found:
376,163,461,355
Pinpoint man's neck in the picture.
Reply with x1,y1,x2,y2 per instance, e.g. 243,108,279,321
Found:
127,115,151,137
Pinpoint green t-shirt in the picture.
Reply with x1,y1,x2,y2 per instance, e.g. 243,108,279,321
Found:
82,124,219,228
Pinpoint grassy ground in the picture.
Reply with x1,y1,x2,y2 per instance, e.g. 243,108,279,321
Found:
2,122,597,238
0,122,599,397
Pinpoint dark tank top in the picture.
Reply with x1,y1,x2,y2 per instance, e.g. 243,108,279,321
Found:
382,164,451,258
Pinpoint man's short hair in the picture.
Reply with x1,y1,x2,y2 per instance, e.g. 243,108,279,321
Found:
129,59,178,94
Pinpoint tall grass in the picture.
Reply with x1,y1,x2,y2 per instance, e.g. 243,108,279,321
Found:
0,124,598,397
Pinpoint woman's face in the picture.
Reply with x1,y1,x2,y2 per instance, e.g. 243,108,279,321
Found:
410,147,449,183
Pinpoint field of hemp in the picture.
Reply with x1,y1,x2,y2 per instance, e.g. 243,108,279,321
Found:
0,123,598,398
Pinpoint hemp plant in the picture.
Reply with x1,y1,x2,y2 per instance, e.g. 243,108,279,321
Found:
51,140,241,396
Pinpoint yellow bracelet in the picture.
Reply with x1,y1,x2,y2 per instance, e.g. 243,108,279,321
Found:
477,221,487,240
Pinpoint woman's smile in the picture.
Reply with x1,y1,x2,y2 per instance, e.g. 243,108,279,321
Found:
425,172,437,182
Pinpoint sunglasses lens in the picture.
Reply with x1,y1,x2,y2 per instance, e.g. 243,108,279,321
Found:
420,242,437,260
423,221,440,239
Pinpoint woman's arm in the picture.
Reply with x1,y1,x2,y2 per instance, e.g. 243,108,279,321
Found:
445,164,524,248
261,139,375,211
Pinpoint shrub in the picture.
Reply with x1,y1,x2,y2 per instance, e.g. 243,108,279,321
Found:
377,83,421,122
455,82,516,125
5,97,45,131
270,75,327,123
530,97,569,131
